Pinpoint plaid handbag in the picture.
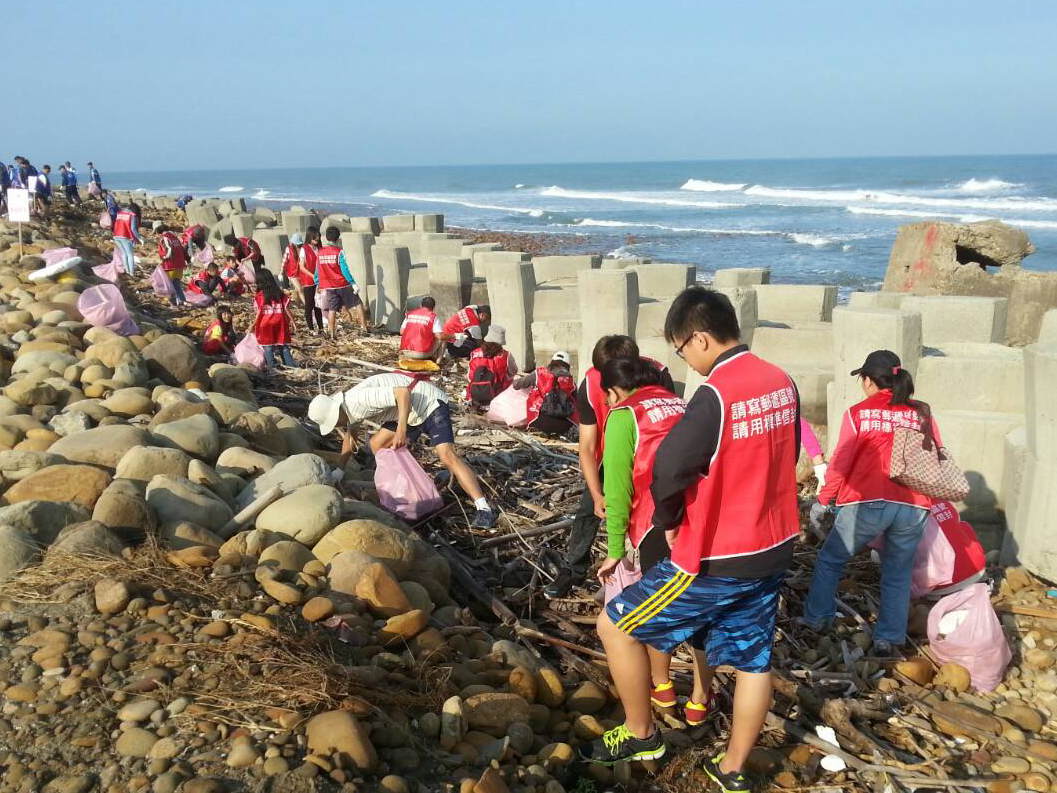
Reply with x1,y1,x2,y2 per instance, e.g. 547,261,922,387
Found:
889,425,970,501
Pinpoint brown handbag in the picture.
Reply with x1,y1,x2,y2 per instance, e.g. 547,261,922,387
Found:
889,425,970,501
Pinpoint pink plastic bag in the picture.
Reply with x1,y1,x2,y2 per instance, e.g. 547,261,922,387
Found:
603,558,643,605
233,332,266,370
239,261,257,284
185,291,214,307
42,247,78,265
195,246,214,265
374,447,444,521
150,266,176,298
77,284,139,336
92,251,123,283
868,515,957,599
98,211,112,229
486,386,530,427
927,583,1011,692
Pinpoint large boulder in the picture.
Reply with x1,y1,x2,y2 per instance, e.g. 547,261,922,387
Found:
3,464,111,509
145,475,234,532
206,393,257,426
234,453,330,511
11,350,79,376
47,409,93,436
0,500,92,545
255,485,343,546
141,334,208,386
115,446,191,483
207,365,257,405
48,520,125,557
148,400,213,429
463,693,531,735
92,479,153,541
305,711,377,773
5,378,58,407
0,524,39,582
259,539,315,572
100,387,154,418
48,426,151,469
84,336,138,368
215,447,275,479
187,459,236,504
270,412,316,454
312,520,416,576
159,520,224,550
0,450,64,483
152,414,219,461
231,411,286,456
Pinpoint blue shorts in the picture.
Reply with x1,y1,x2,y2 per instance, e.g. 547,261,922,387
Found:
382,402,454,447
605,559,785,673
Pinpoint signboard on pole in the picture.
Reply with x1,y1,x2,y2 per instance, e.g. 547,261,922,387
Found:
7,188,30,223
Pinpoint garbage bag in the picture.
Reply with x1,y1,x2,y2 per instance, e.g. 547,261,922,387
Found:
603,558,643,605
486,385,530,428
150,265,176,298
92,250,124,283
927,583,1011,692
911,513,957,598
374,447,444,521
232,332,265,370
41,247,78,265
77,284,139,336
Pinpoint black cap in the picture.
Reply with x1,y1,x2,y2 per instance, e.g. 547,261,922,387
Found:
850,349,901,377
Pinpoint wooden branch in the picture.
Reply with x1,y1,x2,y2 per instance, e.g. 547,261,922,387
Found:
479,519,573,548
220,485,282,538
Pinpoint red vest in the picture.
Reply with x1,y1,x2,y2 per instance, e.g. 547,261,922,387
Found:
283,244,299,276
674,351,799,575
466,348,512,400
930,500,986,588
236,236,262,263
527,367,578,427
113,210,136,240
182,224,205,248
401,308,438,354
444,306,480,336
819,390,939,510
611,386,688,549
582,356,669,463
254,291,290,345
298,244,318,287
157,232,187,272
316,245,348,289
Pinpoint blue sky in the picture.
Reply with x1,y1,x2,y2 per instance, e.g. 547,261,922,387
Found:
4,0,1055,170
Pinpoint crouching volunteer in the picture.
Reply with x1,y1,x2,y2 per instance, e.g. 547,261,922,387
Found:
400,296,451,361
444,304,491,359
514,351,578,435
467,326,517,407
308,370,498,529
585,287,800,793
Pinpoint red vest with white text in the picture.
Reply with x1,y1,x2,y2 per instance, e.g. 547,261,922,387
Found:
466,347,512,400
675,351,800,575
113,210,136,240
316,245,348,289
930,500,986,589
157,232,187,272
443,306,480,336
612,385,688,549
401,308,438,354
527,367,578,427
582,356,669,463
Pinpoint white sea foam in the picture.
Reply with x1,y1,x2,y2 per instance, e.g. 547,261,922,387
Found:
746,184,1057,212
572,217,849,245
789,233,839,247
845,205,1057,230
540,185,737,209
573,218,636,227
372,189,543,215
957,177,1024,193
514,183,526,189
679,179,747,192
253,189,271,198
217,185,244,193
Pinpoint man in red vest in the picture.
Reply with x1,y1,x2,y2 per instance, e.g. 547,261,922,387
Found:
400,296,451,361
583,288,800,790
443,304,491,359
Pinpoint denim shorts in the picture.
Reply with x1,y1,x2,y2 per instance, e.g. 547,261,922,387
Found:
382,402,454,447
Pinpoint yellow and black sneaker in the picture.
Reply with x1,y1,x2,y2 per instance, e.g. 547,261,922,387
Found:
579,724,666,765
703,752,751,792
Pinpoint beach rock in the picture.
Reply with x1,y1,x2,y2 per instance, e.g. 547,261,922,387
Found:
0,450,64,483
352,561,412,617
215,446,274,478
305,710,377,772
259,539,315,572
84,336,138,368
274,413,316,454
148,399,212,429
0,524,39,582
208,365,257,404
1024,648,1055,670
145,475,234,532
226,739,261,768
47,409,93,436
48,425,150,468
255,484,342,546
440,696,466,750
115,727,159,758
0,500,92,545
159,520,224,550
5,378,58,407
141,334,208,385
474,768,510,793
379,609,430,645
115,446,191,482
101,387,154,418
996,703,1045,733
11,350,79,375
492,639,542,672
93,479,153,539
934,663,972,692
509,667,538,703
95,578,130,615
152,414,220,461
327,550,380,594
207,392,257,425
464,693,530,735
535,668,565,707
118,698,161,722
3,463,111,508
49,520,124,557
567,681,607,714
261,577,302,604
313,519,416,575
895,657,935,686
232,411,286,456
42,776,94,793
302,596,335,622
399,580,435,613
234,453,330,510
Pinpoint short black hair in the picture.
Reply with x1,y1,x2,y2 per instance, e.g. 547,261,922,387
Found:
591,334,639,371
663,286,740,345
420,296,436,311
324,226,341,242
477,304,491,318
600,356,662,392
222,233,237,247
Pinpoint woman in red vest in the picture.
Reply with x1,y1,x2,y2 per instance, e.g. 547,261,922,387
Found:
283,232,305,306
253,270,296,369
803,349,942,655
157,231,188,307
112,202,141,276
515,351,579,436
466,326,517,406
298,226,323,333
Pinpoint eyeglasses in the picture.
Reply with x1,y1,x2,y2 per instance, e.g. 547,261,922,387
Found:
674,333,696,359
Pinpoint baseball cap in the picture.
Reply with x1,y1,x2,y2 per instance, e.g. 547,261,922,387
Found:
850,349,902,377
290,232,305,245
308,392,344,436
552,351,572,366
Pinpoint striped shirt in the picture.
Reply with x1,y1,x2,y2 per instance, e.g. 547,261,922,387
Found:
341,372,448,427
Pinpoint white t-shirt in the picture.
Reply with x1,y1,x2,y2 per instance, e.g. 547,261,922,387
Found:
342,372,448,427
400,316,444,334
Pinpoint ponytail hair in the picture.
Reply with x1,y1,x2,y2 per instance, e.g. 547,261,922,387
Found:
862,357,935,448
600,356,661,393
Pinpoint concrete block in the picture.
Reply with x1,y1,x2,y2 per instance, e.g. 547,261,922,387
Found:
785,366,833,425
932,408,1023,519
848,291,907,310
208,218,234,254
227,198,247,213
531,255,601,283
281,211,318,237
229,213,256,239
252,229,289,277
532,320,582,374
462,243,501,276
999,451,1057,582
713,268,771,287
254,206,278,222
750,323,834,369
601,257,652,269
424,238,467,258
474,251,530,281
635,300,671,340
636,336,689,398
1025,343,1057,461
414,214,444,232
577,269,639,380
755,284,838,323
916,344,1024,414
320,214,353,240
340,232,375,289
469,278,489,306
382,215,416,233
350,216,381,235
1039,309,1057,347
192,203,221,227
488,261,537,371
714,287,759,348
632,264,695,300
370,245,411,332
429,257,474,320
901,295,1008,345
532,285,579,322
1000,427,1029,541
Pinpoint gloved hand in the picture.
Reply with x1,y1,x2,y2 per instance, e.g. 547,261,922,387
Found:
813,463,828,489
808,501,829,535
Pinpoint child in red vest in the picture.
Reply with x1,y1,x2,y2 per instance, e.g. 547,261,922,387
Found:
466,326,517,406
514,351,578,435
253,270,296,368
157,231,188,307
316,226,368,340
202,305,237,355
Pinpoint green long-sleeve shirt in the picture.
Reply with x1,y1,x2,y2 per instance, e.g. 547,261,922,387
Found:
602,406,637,559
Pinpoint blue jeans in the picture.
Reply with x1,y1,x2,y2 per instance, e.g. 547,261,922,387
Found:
264,344,296,368
802,500,928,645
170,276,185,306
114,237,135,275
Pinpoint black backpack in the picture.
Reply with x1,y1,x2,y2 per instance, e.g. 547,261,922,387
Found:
469,360,502,406
539,375,576,420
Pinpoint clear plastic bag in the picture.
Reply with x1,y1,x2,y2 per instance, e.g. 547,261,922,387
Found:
374,447,444,521
927,583,1011,692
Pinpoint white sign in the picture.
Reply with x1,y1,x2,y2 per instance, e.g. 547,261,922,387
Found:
7,188,30,223
26,175,37,193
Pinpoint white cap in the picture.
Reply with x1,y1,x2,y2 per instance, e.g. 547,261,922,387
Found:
484,325,506,345
290,232,305,245
308,392,344,436
552,351,572,366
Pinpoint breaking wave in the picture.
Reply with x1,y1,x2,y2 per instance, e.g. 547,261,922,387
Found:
845,205,1057,230
571,218,848,246
957,177,1024,193
540,185,737,209
745,184,1057,212
679,179,748,192
371,189,544,216
217,185,244,192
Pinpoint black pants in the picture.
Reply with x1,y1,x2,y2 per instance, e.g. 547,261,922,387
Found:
447,339,480,359
529,415,575,437
566,466,603,577
302,284,323,330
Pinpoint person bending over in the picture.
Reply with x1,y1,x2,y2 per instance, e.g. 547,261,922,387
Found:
400,296,452,362
443,304,491,359
514,351,578,436
308,371,498,529
202,305,237,355
467,326,517,407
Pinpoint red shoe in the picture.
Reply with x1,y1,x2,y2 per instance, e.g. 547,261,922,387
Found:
650,680,677,708
684,690,715,726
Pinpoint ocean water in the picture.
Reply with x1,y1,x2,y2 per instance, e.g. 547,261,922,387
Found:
107,155,1057,292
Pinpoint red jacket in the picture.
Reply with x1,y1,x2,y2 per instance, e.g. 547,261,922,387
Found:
298,243,318,287
675,351,800,574
113,210,136,240
401,308,439,354
611,386,688,549
819,390,942,510
444,306,481,336
316,244,348,290
582,356,669,463
182,224,206,248
527,367,579,427
157,232,188,272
